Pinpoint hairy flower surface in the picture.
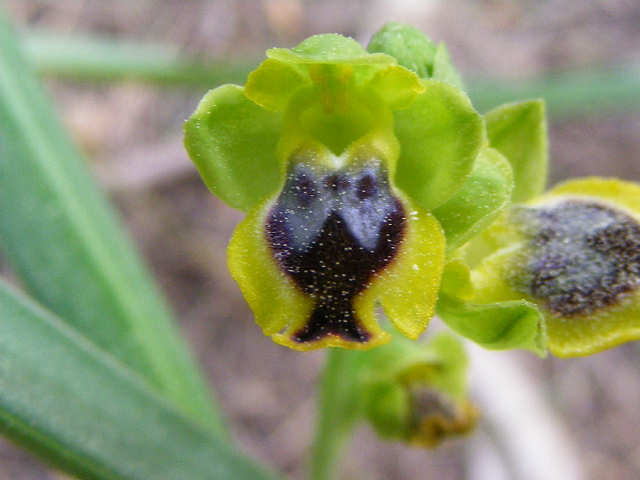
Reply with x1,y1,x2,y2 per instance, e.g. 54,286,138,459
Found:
183,29,517,350
441,178,640,357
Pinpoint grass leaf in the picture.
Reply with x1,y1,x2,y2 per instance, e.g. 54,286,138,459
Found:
0,7,223,434
0,280,277,480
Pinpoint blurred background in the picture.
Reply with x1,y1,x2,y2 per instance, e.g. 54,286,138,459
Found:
1,1,639,479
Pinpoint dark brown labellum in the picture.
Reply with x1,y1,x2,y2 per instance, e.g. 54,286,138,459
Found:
512,200,640,316
266,160,406,343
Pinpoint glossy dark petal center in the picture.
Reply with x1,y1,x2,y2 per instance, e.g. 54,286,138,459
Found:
266,161,406,343
512,200,640,316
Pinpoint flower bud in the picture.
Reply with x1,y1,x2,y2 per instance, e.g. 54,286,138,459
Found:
361,333,477,447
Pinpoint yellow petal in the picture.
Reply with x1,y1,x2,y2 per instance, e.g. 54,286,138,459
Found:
227,197,314,339
470,177,640,356
362,193,445,339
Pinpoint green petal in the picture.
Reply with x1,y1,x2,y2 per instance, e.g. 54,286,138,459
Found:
437,293,546,356
432,43,464,90
440,258,474,299
246,34,407,113
244,59,308,112
485,99,548,203
184,84,282,211
365,65,426,110
362,195,445,340
269,33,391,64
433,147,513,254
227,197,313,339
394,80,484,210
366,22,437,79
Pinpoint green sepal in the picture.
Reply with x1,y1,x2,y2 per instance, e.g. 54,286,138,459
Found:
183,84,282,211
432,43,464,90
360,332,469,398
362,381,410,438
437,293,547,357
245,33,424,113
269,33,388,64
394,79,484,210
466,177,640,357
366,22,437,79
366,23,464,91
440,258,474,299
433,147,514,254
485,99,548,203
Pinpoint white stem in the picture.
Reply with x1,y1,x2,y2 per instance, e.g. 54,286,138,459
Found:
467,344,584,480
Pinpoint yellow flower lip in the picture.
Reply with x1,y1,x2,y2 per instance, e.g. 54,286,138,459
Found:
457,178,640,357
510,197,640,318
227,145,445,351
186,31,486,350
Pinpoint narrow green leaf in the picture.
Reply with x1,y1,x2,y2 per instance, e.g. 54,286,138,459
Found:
433,147,513,253
469,67,640,117
485,99,548,203
0,281,276,480
20,30,640,120
24,30,251,87
437,293,546,356
0,8,223,433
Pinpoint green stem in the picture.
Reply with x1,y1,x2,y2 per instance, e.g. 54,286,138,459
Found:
310,349,362,480
24,31,252,87
468,66,640,116
22,30,640,118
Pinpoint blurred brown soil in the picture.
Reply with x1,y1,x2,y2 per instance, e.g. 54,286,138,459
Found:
1,1,640,479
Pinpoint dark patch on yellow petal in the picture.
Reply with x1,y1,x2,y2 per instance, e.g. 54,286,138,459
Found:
512,200,640,316
266,161,405,344
407,387,477,448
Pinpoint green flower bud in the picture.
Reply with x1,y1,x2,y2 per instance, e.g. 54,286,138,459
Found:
360,333,477,447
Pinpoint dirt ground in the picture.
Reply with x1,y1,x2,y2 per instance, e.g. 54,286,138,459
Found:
2,1,640,479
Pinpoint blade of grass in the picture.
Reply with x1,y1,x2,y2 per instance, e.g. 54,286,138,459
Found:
0,7,223,434
24,30,252,87
21,30,640,117
310,350,363,480
0,280,277,480
468,67,640,116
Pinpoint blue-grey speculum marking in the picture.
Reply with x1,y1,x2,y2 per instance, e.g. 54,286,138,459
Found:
512,200,640,316
265,160,406,343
